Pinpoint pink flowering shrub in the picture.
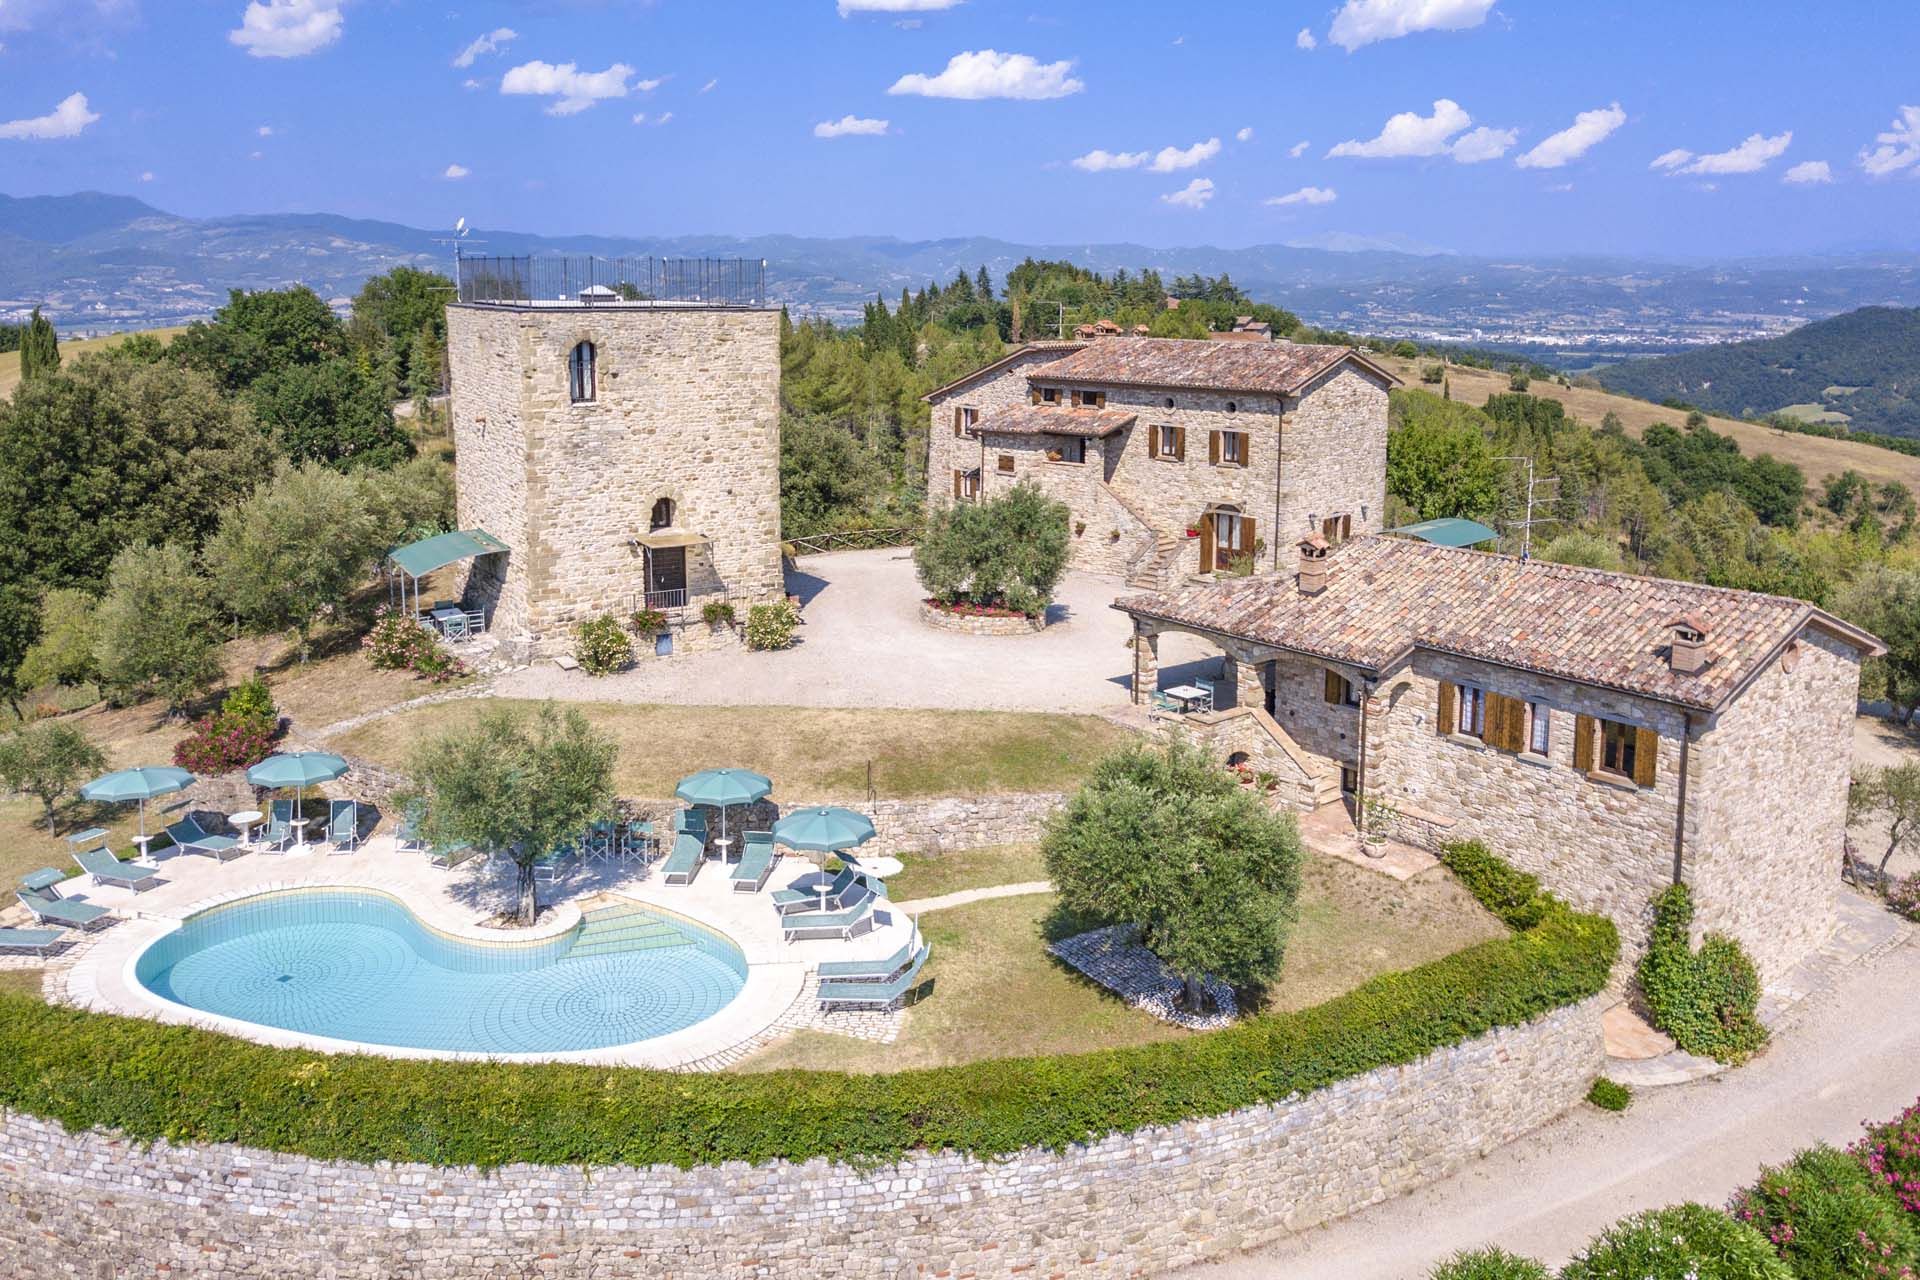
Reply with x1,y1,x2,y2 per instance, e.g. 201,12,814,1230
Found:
1729,1145,1920,1279
923,597,1031,619
362,606,469,684
172,711,276,775
1858,1101,1920,1217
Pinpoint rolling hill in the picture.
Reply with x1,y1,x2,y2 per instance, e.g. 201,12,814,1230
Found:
1598,306,1920,438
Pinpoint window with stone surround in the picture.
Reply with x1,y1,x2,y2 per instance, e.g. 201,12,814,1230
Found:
1211,429,1248,468
1032,386,1062,405
1574,713,1659,787
953,405,978,438
1323,669,1360,707
1453,683,1487,739
997,454,1015,474
1150,424,1186,461
1321,513,1353,544
1526,701,1550,756
1047,436,1087,464
952,469,979,500
1599,718,1637,779
568,341,596,404
1070,389,1107,409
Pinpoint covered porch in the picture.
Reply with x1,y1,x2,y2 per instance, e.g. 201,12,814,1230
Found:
385,529,509,640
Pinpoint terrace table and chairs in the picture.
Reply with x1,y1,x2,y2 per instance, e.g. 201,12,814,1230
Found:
1159,683,1215,714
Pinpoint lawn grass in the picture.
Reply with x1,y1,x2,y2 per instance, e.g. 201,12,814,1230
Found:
884,844,1048,902
336,700,1130,800
0,970,41,1000
736,852,1507,1072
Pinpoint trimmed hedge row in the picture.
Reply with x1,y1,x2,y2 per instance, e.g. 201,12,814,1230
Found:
0,847,1615,1170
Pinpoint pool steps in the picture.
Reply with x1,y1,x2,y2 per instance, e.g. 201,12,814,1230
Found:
567,904,702,958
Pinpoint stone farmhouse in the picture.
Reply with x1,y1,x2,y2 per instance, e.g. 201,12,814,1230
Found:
444,277,785,662
923,337,1396,589
1117,534,1883,980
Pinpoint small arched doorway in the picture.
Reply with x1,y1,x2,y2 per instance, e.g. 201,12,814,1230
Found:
1199,503,1251,574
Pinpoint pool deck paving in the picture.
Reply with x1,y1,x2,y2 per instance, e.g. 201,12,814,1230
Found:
38,837,917,1071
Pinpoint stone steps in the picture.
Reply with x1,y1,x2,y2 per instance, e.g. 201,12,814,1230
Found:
1126,538,1186,592
566,906,694,957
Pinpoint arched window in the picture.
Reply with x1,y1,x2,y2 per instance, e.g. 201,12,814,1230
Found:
650,498,675,531
568,341,596,403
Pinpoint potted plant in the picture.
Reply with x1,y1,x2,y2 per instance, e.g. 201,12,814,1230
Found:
701,601,736,628
1359,794,1399,855
627,607,669,636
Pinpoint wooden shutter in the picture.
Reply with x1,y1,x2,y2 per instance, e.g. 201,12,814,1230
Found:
1324,669,1343,704
1239,515,1257,555
1483,694,1521,752
952,406,964,437
1093,391,1107,409
1173,426,1187,460
1209,430,1221,465
1633,727,1659,787
1030,388,1042,406
1437,681,1455,736
1149,427,1162,460
952,470,963,499
1574,715,1597,773
1199,513,1216,573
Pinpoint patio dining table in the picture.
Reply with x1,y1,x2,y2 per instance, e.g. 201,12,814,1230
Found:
428,605,469,639
1162,683,1213,713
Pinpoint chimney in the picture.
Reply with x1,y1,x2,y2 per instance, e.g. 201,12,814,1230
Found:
1670,612,1710,675
1298,534,1332,596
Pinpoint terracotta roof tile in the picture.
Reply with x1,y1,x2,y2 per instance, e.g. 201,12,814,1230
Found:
919,341,1088,403
1032,336,1394,397
968,405,1137,439
1115,536,1881,710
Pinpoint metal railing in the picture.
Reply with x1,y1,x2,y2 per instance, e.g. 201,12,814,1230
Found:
642,588,689,612
456,256,767,308
782,526,920,557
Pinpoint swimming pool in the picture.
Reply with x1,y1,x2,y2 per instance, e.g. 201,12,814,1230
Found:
133,889,748,1054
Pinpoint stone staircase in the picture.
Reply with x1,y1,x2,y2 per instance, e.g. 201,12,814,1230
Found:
1126,536,1186,592
565,903,698,959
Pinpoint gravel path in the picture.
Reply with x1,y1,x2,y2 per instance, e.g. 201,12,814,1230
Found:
1178,930,1920,1279
491,548,1222,713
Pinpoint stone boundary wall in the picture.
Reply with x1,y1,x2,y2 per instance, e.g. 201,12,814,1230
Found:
0,998,1605,1279
917,600,1048,636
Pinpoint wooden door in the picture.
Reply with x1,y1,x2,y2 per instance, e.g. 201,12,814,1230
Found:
1198,513,1217,573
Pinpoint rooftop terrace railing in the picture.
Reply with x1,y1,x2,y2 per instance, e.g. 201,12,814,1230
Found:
456,255,768,308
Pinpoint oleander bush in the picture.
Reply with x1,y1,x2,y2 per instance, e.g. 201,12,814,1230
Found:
1585,1077,1631,1112
1729,1145,1920,1280
1427,1248,1553,1280
1637,884,1768,1064
744,600,801,651
171,708,277,774
572,615,633,676
1856,1101,1920,1217
0,844,1615,1169
1559,1203,1788,1280
362,606,467,683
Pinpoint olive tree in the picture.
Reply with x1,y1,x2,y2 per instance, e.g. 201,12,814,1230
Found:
16,588,100,692
914,481,1071,617
0,721,106,834
93,541,222,717
1042,739,1302,1008
402,703,616,924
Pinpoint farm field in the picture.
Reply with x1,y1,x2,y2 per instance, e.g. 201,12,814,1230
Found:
0,327,190,398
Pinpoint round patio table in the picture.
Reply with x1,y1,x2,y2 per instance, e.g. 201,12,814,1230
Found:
228,809,263,848
855,855,904,879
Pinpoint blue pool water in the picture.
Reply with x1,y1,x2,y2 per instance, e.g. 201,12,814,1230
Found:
134,890,747,1054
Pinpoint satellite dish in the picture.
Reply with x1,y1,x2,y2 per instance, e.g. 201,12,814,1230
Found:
455,217,468,236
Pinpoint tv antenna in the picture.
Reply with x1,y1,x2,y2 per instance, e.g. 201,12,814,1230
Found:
432,217,481,295
1496,454,1559,560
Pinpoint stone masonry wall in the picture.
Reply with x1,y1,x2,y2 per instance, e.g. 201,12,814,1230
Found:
926,347,1075,503
447,304,785,657
1688,628,1859,980
0,999,1604,1279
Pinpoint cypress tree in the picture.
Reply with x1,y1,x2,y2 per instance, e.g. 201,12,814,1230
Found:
19,307,59,384
974,266,993,301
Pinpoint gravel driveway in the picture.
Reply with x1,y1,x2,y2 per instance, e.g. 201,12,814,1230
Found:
493,547,1220,713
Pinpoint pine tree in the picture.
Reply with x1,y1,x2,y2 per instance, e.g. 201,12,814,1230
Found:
19,307,59,384
974,266,993,301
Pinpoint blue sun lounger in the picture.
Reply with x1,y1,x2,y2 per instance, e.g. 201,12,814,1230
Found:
16,888,111,931
72,846,160,892
662,832,706,885
816,935,919,984
771,865,860,915
165,815,243,861
781,887,877,942
730,831,776,894
817,944,930,1011
0,927,67,956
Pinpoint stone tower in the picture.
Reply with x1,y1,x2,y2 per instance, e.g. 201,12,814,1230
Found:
445,277,784,661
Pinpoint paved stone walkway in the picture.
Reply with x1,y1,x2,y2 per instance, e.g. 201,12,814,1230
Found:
890,881,1052,915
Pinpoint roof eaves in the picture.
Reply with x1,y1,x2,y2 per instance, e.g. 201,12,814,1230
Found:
919,342,1085,403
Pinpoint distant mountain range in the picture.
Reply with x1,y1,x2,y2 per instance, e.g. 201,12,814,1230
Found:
1599,305,1920,438
5,191,1920,362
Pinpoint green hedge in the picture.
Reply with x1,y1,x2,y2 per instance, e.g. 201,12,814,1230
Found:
0,850,1615,1170
1637,884,1767,1064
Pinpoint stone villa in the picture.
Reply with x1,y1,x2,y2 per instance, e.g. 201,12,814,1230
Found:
444,280,785,661
1118,535,1883,979
924,337,1396,589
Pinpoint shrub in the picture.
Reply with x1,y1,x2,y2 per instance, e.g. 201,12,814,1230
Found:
745,600,801,651
573,616,633,676
172,710,277,775
1856,1100,1920,1216
1420,363,1447,385
1586,1077,1632,1112
221,675,277,724
701,601,736,627
1887,874,1920,923
1637,884,1767,1064
627,607,669,635
1427,1248,1552,1280
362,606,467,684
1439,840,1552,931
1730,1145,1920,1279
914,481,1070,617
1561,1203,1789,1280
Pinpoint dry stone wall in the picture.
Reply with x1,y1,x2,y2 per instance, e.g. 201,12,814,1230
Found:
0,999,1604,1279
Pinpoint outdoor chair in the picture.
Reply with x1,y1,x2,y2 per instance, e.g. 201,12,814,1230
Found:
325,800,364,853
816,935,919,985
621,820,655,862
662,832,705,885
729,832,777,894
16,889,112,931
780,888,877,943
673,808,708,838
1149,691,1181,715
163,815,245,861
254,810,296,853
817,944,930,1012
0,927,68,957
771,865,859,915
533,849,575,884
395,805,428,855
72,847,161,893
425,841,479,871
584,821,616,862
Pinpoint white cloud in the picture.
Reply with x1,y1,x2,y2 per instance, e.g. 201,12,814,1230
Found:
1451,125,1517,163
1329,98,1471,159
699,78,718,93
1514,102,1625,169
443,163,470,180
1236,126,1254,143
634,110,675,127
1161,177,1214,209
501,60,635,115
1289,140,1310,158
815,114,890,138
229,0,343,59
256,124,273,137
1657,131,1792,176
1296,27,1317,50
1150,137,1221,172
635,77,664,92
1859,105,1920,178
888,49,1083,100
0,92,99,140
1328,0,1497,52
462,78,482,90
249,150,264,160
0,0,133,34
138,170,155,182
839,0,962,12
1072,148,1148,172
1783,159,1833,185
1266,186,1337,206
453,27,517,69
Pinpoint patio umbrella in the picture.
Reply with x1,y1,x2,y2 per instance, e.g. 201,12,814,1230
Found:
674,768,773,847
77,766,195,840
771,805,877,911
246,751,350,825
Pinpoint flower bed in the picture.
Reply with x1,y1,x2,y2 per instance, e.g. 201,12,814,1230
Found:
918,599,1047,636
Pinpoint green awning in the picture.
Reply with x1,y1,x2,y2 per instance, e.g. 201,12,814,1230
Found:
387,529,510,578
1388,517,1499,548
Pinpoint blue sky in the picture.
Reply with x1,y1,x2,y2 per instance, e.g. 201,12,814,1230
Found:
1,0,1916,259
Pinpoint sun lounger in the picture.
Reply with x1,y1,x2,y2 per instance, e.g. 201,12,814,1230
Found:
780,888,876,942
425,841,478,870
817,944,930,1011
17,889,111,931
816,935,919,984
673,808,708,837
164,815,244,861
0,927,67,956
730,832,776,894
772,865,858,915
326,799,363,852
72,847,160,892
662,832,705,886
